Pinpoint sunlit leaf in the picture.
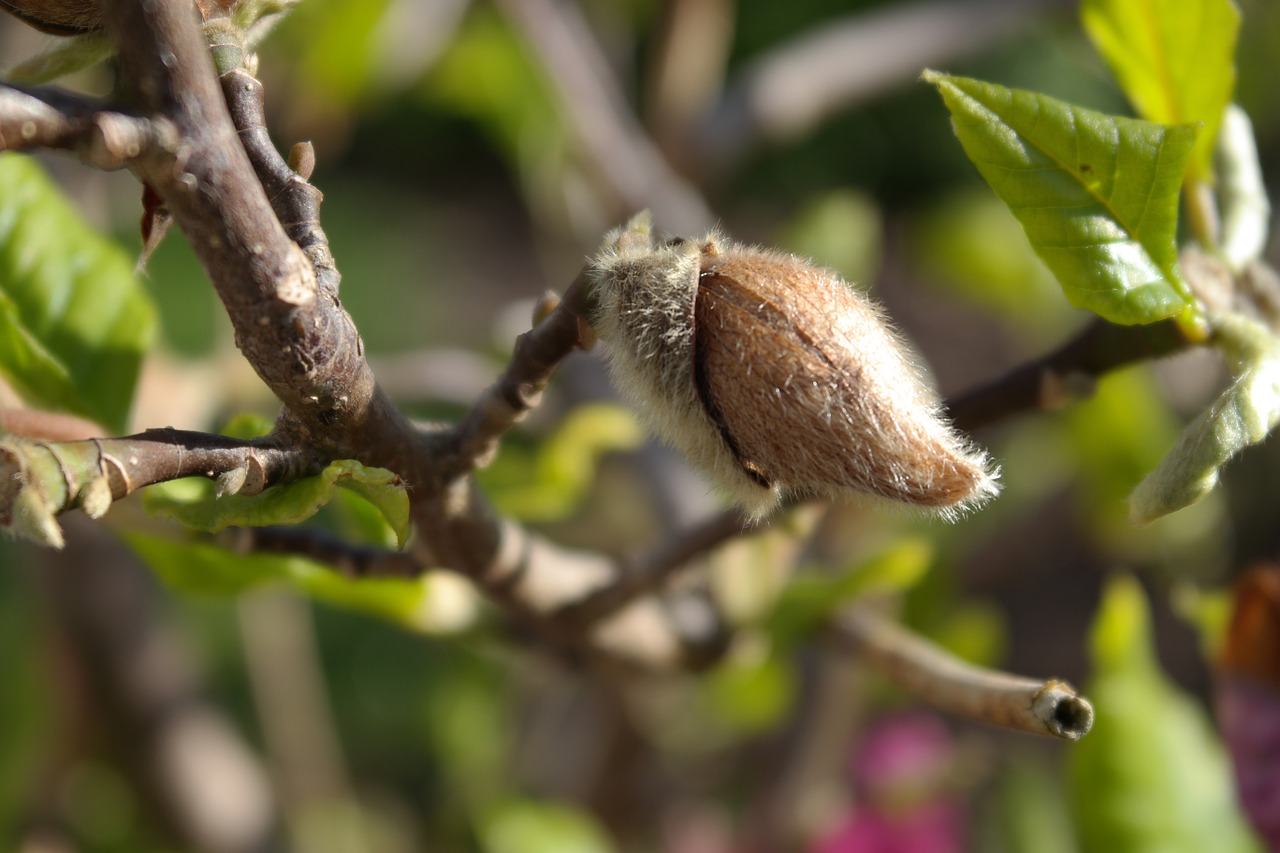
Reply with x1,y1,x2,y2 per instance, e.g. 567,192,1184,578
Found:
125,533,475,634
768,539,933,649
0,153,156,431
1068,576,1262,852
1130,314,1280,524
145,459,411,548
479,799,616,853
480,403,644,522
924,72,1198,326
990,759,1080,853
701,650,795,735
1082,0,1239,180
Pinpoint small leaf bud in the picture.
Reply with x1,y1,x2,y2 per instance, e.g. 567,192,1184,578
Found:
587,211,999,520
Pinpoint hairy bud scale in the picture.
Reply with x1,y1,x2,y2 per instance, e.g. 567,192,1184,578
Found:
587,211,999,519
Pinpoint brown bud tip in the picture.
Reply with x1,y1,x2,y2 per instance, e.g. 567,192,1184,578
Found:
588,212,999,520
287,141,317,181
1220,566,1280,689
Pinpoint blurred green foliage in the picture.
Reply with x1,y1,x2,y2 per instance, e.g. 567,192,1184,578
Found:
1069,576,1261,852
0,153,155,431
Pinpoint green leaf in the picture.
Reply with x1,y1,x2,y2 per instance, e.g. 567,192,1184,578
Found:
989,759,1080,853
480,404,644,522
1069,576,1262,852
924,71,1198,326
701,650,796,735
767,539,933,650
0,153,156,432
778,190,883,285
1130,313,1280,523
479,799,616,853
145,459,411,548
125,533,472,634
1082,0,1240,180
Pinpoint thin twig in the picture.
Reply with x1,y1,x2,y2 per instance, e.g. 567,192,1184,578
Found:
829,606,1094,739
0,83,175,169
555,507,749,626
440,274,591,480
495,0,713,234
228,526,423,579
219,56,341,302
0,428,327,547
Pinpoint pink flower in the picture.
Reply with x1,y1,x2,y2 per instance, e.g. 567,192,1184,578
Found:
813,715,965,853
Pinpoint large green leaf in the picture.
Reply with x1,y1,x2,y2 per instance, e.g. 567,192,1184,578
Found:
924,72,1198,326
0,153,156,432
1082,0,1240,181
145,459,411,548
1068,576,1261,852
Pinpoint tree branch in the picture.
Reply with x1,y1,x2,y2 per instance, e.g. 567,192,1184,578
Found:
495,0,713,234
439,277,592,481
946,317,1194,434
829,605,1094,739
227,525,423,579
0,428,326,547
102,0,394,453
0,83,175,169
692,0,1069,173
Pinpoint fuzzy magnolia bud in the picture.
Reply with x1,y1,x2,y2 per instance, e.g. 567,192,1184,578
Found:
0,0,238,34
0,0,101,34
587,211,999,520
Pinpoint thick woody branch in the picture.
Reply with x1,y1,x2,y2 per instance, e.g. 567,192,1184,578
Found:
830,606,1094,739
102,0,391,452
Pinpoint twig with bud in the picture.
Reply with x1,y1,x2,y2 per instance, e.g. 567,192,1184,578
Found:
440,275,593,481
830,605,1094,740
0,428,325,548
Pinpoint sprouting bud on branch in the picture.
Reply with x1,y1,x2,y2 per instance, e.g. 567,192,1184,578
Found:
587,211,999,520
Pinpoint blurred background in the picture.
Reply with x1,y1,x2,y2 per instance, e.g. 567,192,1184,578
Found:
2,0,1279,850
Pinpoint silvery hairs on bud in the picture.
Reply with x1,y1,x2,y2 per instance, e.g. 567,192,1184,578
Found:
586,211,999,521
